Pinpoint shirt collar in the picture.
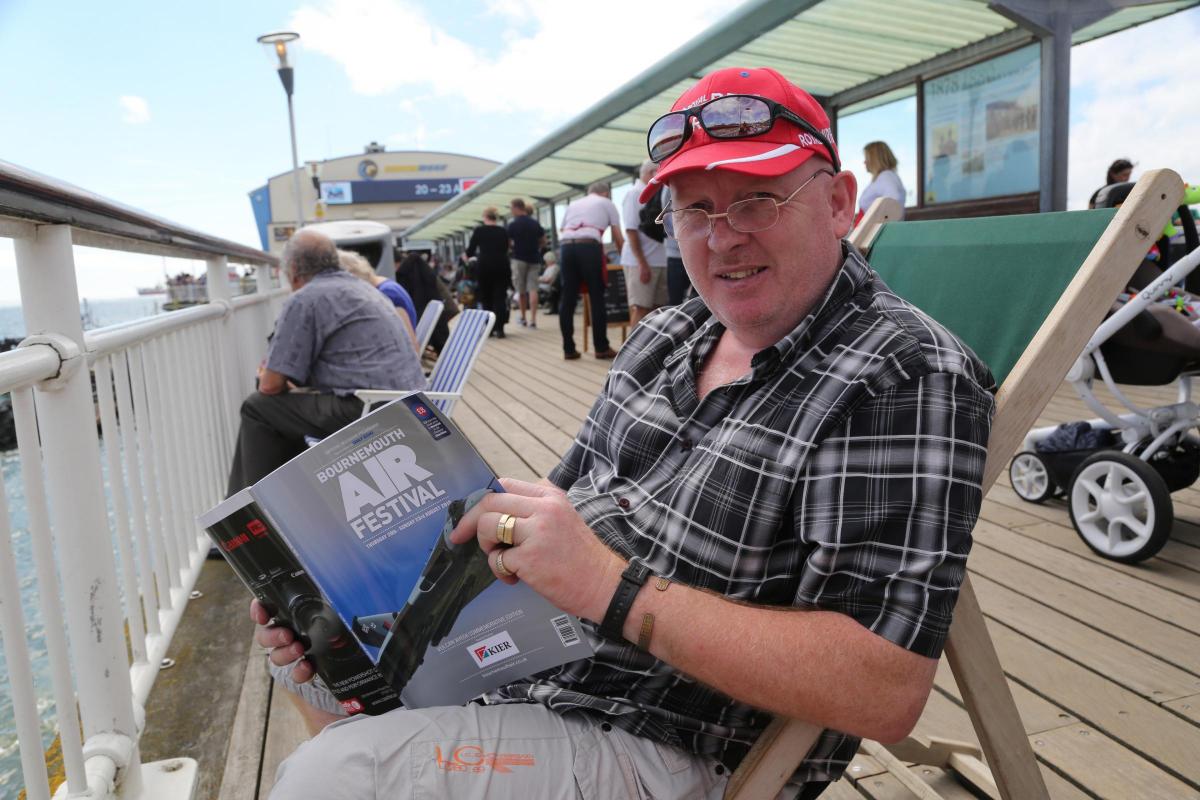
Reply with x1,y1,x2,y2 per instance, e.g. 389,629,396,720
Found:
666,243,872,379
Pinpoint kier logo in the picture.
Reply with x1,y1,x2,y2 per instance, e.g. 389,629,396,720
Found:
434,744,535,774
467,630,520,668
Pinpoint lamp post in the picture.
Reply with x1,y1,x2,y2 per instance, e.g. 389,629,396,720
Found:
257,31,305,229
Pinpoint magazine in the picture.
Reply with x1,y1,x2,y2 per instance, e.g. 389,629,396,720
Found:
199,392,592,715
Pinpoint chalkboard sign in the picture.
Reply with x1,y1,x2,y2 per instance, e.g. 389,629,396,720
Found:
604,265,630,324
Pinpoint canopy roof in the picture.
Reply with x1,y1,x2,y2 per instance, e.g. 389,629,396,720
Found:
405,0,1196,242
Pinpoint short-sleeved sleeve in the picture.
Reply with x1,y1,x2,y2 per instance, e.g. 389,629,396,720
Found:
622,189,640,231
791,371,992,658
265,295,318,385
606,198,622,229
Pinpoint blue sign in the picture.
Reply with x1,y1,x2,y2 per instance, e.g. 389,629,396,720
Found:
319,178,470,204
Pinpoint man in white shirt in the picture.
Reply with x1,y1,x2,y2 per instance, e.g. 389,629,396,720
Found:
621,160,669,325
556,182,625,359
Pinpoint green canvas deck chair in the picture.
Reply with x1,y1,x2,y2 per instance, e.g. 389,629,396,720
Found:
725,170,1186,799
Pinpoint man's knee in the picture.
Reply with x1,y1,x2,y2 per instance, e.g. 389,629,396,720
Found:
270,716,380,799
240,391,277,422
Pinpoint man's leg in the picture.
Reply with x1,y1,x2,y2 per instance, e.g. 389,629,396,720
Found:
227,392,362,496
667,256,690,306
559,247,581,355
580,247,610,353
513,259,529,324
270,703,729,800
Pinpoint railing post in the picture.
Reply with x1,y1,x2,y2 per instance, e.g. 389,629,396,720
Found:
12,225,140,777
207,255,245,460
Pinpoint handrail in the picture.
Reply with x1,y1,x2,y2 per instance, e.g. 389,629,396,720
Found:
0,345,64,393
0,158,277,265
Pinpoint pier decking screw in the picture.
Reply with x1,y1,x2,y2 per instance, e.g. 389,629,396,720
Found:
161,657,176,669
1034,740,1044,747
163,760,183,772
1078,729,1089,736
190,590,203,600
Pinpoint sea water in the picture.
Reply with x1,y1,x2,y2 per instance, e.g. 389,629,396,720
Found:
0,297,167,794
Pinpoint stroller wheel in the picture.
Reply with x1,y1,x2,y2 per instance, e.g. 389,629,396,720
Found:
1068,451,1172,563
1009,452,1057,503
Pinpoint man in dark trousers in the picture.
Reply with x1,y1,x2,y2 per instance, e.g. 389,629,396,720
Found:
226,229,425,495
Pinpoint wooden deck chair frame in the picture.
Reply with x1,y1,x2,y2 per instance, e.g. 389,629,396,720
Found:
414,299,444,355
356,308,495,418
725,170,1186,800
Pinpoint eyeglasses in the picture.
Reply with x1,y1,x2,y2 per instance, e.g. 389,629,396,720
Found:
656,169,835,241
646,94,841,173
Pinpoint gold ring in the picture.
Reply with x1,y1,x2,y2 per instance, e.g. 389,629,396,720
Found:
496,513,515,546
495,548,513,577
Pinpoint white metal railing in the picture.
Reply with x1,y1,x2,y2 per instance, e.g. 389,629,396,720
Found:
0,159,286,799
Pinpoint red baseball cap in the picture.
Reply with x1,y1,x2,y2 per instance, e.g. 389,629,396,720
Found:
640,67,838,202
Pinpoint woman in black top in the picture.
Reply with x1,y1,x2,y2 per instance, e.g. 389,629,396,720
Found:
467,207,512,337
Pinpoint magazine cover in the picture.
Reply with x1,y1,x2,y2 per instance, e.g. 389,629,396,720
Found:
198,491,402,715
229,392,592,709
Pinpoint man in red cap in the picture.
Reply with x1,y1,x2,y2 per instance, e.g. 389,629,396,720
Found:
263,67,994,799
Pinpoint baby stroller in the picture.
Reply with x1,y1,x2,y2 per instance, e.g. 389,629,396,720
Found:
1009,182,1200,562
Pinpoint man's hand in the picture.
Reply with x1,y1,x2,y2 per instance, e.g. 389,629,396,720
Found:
251,598,315,683
449,478,625,624
258,367,289,395
639,262,652,284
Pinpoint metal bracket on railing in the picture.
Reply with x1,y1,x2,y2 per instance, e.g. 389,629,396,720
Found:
81,732,135,771
210,297,235,318
18,333,83,391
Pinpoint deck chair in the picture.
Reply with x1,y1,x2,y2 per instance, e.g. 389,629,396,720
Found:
725,170,1186,799
356,307,495,418
414,299,444,355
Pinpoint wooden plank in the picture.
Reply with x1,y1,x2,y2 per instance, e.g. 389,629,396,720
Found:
966,545,1200,676
454,400,540,481
1031,725,1199,800
932,661,1077,736
1012,519,1200,601
944,579,1048,800
823,780,871,799
216,647,271,800
971,519,1200,633
1165,694,1200,725
914,692,1088,800
985,621,1200,787
855,766,979,800
969,573,1200,702
256,687,311,799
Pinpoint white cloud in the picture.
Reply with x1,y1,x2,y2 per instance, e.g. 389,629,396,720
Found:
1068,12,1200,209
118,95,151,124
290,0,734,117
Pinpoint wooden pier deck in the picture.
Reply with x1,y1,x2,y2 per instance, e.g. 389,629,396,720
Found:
204,318,1200,799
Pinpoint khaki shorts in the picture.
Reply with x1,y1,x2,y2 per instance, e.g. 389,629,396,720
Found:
624,265,669,309
270,702,732,800
512,258,541,294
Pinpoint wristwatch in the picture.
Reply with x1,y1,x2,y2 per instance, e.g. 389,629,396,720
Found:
599,561,651,641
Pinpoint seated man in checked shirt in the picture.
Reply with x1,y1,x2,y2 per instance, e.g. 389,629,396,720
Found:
260,67,994,800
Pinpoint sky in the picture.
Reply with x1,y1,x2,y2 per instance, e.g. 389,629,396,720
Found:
1,0,1198,305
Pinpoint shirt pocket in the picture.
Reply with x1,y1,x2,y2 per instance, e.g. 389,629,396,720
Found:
665,441,797,590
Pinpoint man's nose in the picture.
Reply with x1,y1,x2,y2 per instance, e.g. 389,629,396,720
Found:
706,214,751,253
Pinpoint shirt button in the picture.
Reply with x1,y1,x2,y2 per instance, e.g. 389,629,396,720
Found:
680,437,693,452
714,764,726,776
617,497,630,509
601,722,613,733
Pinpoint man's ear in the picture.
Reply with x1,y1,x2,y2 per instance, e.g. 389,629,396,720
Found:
830,171,858,238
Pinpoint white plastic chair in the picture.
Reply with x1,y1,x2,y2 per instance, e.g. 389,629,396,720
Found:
356,308,495,418
414,299,444,354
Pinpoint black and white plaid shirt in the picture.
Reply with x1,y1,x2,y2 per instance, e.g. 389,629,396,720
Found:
486,245,995,787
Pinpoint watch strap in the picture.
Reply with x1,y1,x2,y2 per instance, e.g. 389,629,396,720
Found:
600,562,650,641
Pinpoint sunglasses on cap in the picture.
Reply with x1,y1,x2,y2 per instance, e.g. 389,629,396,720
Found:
646,94,840,173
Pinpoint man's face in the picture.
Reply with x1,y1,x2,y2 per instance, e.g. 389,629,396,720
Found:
671,162,856,348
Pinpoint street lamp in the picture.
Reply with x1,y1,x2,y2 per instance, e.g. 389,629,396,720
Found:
257,30,306,229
